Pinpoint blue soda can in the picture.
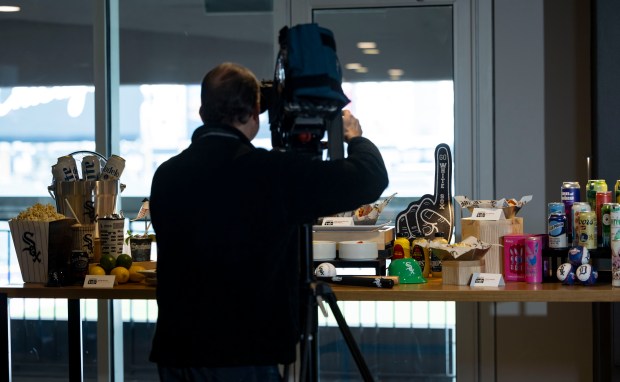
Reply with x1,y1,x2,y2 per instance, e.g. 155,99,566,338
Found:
556,263,576,285
548,212,567,248
548,202,565,216
562,182,580,240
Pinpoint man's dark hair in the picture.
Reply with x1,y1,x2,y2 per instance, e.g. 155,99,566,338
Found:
200,62,260,126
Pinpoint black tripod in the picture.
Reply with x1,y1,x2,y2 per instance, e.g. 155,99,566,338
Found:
298,223,375,382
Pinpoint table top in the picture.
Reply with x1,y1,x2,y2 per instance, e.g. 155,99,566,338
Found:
2,279,620,302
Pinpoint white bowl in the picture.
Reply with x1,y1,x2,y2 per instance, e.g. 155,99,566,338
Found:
338,240,378,261
313,240,337,260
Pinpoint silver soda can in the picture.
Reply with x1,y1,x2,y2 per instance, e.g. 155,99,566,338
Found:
571,202,591,246
610,203,620,242
548,212,567,249
602,203,613,247
81,155,101,181
576,210,597,249
612,239,620,287
100,154,125,181
56,155,79,181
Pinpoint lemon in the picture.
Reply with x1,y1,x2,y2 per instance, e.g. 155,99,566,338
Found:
89,265,106,276
100,254,116,273
110,266,130,284
116,253,133,269
128,265,146,282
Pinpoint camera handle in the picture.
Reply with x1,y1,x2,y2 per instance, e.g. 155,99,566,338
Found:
298,223,374,382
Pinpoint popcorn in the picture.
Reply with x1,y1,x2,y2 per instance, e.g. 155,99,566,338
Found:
15,203,65,222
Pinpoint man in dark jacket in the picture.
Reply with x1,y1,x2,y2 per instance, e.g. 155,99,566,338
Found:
149,62,388,381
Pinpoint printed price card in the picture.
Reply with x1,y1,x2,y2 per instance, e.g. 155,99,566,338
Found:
470,208,505,221
470,273,505,287
322,217,354,226
83,275,116,289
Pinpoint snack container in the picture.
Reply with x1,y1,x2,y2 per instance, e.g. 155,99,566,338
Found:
9,218,75,283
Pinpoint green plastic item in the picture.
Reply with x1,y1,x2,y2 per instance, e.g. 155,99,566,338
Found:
388,258,427,284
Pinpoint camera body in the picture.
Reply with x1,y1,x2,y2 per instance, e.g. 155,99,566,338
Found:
261,24,349,158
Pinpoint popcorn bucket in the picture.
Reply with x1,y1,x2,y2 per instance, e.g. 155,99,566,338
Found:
129,237,152,262
9,218,76,283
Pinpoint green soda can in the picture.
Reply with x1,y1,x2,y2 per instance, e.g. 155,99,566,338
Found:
587,179,607,210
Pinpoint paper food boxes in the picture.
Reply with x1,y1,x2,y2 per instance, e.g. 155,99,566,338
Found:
9,204,75,283
456,195,532,274
429,236,491,285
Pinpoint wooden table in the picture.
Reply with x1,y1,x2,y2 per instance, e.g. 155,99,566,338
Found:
2,280,620,381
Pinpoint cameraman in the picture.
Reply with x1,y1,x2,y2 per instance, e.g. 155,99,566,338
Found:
149,62,388,381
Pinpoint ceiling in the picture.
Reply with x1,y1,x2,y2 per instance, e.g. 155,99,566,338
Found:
0,0,453,84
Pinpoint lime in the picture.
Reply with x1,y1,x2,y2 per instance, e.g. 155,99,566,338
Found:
116,253,133,269
128,264,146,282
99,254,116,273
110,266,130,284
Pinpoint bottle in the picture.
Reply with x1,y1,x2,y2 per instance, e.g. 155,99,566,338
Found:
430,232,448,278
411,235,430,278
393,234,410,260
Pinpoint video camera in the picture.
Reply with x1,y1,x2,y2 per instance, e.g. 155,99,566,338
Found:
260,24,350,158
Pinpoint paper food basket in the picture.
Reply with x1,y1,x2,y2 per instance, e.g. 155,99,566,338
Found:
9,218,75,283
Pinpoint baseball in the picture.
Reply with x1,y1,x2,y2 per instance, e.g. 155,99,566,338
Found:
315,262,337,277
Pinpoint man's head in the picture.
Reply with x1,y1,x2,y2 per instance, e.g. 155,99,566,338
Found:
199,63,261,137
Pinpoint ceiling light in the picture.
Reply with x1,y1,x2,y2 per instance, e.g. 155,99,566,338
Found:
388,69,404,76
345,63,362,70
0,5,20,12
355,67,368,73
357,42,376,49
363,49,380,55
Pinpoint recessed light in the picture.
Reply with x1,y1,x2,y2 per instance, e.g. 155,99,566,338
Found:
357,42,376,49
355,67,368,73
388,69,404,76
0,5,20,12
345,63,362,70
362,49,380,55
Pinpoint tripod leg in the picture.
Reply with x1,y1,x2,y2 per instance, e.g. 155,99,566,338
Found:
316,282,375,382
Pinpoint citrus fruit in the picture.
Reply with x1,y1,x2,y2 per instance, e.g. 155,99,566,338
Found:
128,264,146,282
89,265,106,276
99,254,116,273
110,266,130,284
116,253,133,269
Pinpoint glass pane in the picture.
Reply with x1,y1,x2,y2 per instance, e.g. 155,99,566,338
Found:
0,2,95,197
314,7,456,382
118,1,276,197
315,6,454,199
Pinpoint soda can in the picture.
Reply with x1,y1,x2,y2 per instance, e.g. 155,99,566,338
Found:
547,212,567,249
602,203,613,247
576,210,597,249
70,250,89,283
81,155,101,181
610,203,620,242
548,202,565,216
596,191,612,239
561,181,580,239
100,154,125,181
615,180,620,203
56,155,80,182
571,202,591,246
525,236,543,283
612,240,620,287
587,179,607,211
